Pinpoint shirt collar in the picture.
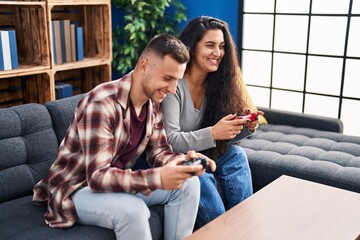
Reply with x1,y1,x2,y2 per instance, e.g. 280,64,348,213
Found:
117,71,133,110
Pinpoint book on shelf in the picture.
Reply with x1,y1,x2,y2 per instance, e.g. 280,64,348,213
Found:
75,26,84,61
0,30,19,71
64,20,72,63
0,30,12,70
54,83,62,99
52,21,57,64
55,81,73,99
53,20,63,64
59,19,72,63
0,34,4,70
8,30,18,69
70,24,76,62
59,20,67,63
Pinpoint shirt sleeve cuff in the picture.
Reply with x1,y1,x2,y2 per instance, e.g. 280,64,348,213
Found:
204,126,216,147
146,167,162,191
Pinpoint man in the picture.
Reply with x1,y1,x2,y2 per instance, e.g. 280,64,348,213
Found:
33,34,216,240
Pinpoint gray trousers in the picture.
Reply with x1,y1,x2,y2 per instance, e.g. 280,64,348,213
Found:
72,177,200,240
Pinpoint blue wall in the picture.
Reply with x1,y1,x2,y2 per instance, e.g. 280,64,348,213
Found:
111,0,240,48
180,0,239,43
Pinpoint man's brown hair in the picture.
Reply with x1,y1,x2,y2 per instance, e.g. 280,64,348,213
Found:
142,33,189,64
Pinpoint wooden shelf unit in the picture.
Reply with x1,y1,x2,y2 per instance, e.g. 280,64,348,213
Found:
0,0,112,107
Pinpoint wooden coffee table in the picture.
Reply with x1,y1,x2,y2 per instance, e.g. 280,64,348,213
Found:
186,175,360,240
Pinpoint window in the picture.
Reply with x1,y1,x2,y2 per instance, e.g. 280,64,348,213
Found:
240,0,360,136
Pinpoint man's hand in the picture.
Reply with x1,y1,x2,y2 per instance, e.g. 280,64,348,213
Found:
183,151,216,175
160,151,216,190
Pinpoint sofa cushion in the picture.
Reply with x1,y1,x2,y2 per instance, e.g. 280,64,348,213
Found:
0,195,164,240
0,104,58,203
45,94,85,144
241,124,360,193
3,196,164,240
0,195,116,240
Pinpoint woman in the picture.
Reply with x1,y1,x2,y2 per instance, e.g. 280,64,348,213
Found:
161,16,263,228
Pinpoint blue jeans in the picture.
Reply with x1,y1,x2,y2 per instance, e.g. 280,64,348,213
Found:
72,177,200,240
196,145,253,228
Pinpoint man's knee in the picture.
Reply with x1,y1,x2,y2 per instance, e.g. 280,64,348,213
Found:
114,196,150,223
181,177,200,200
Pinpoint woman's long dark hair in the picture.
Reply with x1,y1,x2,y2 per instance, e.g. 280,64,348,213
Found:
179,16,249,160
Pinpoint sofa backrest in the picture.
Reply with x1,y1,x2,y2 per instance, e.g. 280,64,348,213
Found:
261,107,344,133
0,104,59,203
45,94,85,145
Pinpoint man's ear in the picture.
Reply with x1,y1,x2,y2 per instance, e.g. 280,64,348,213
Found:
139,57,148,72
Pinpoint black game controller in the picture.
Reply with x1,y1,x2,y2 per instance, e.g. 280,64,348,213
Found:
181,158,209,175
182,158,208,168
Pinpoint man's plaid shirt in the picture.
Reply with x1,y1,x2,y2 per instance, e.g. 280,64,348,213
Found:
32,72,181,228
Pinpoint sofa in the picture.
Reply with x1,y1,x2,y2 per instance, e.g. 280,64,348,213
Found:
1,94,360,240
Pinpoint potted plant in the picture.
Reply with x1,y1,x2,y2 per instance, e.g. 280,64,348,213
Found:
112,0,187,75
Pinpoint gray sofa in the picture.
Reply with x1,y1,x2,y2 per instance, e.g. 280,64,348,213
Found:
1,94,360,240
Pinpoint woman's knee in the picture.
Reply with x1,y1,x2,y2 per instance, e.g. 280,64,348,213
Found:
216,145,248,168
228,145,247,158
215,146,251,177
199,172,216,185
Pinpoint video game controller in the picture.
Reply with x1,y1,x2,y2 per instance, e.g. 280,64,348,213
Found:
181,158,209,175
234,112,258,121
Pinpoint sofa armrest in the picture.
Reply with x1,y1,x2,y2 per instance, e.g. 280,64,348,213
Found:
260,107,343,133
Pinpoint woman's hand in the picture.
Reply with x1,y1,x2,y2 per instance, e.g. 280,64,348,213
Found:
210,114,248,140
244,111,265,132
